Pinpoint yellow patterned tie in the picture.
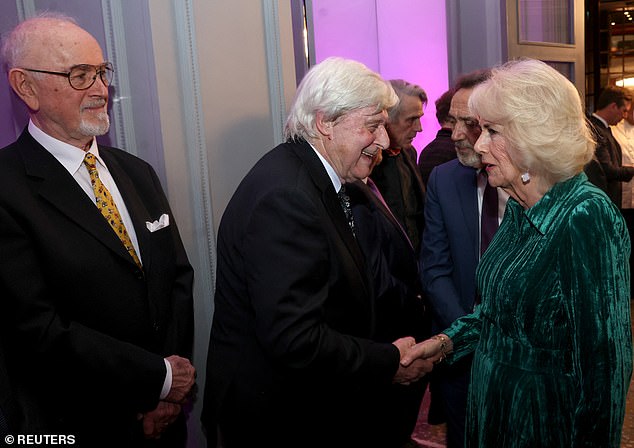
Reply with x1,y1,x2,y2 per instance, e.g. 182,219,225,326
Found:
83,152,142,269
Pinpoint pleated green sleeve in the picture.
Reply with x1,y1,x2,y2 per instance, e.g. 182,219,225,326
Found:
443,305,482,360
562,194,632,447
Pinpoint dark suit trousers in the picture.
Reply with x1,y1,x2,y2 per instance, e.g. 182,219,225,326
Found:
435,355,473,448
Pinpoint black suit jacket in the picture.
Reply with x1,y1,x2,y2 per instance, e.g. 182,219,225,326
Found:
586,115,634,205
0,340,16,438
202,140,400,448
0,129,194,446
348,180,428,343
347,179,430,446
418,128,457,186
370,146,426,253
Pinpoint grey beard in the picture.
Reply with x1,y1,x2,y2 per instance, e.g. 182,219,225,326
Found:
79,112,110,137
456,148,481,168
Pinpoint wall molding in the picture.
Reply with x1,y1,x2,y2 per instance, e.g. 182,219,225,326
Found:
172,0,217,316
16,0,35,20
101,0,138,156
263,0,286,144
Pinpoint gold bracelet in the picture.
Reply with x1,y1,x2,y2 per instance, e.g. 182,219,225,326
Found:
432,334,449,362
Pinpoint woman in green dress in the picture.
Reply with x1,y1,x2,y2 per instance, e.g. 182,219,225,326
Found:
403,59,632,447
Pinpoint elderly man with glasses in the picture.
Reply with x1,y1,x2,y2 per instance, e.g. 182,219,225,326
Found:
0,13,195,447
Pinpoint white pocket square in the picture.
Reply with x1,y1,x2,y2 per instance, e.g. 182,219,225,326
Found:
146,214,170,232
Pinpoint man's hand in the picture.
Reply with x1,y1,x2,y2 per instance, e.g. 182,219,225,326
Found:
393,357,434,385
142,401,181,439
391,337,434,385
400,335,452,367
164,355,195,404
392,336,417,358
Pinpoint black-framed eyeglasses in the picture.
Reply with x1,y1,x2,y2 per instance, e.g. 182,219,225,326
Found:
21,62,114,91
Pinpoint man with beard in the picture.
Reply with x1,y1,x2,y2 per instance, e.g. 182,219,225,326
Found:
0,14,195,446
419,69,508,448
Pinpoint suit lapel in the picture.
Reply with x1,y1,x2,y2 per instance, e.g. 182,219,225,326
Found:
606,129,623,165
453,163,479,258
290,141,369,286
403,147,426,198
19,132,137,268
363,179,413,250
589,115,622,163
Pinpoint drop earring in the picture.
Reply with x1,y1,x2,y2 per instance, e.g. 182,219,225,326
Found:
521,171,531,183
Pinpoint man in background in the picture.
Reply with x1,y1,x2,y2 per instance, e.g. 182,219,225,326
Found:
0,14,195,446
370,79,427,254
610,90,634,299
348,150,431,448
418,88,457,186
420,69,508,448
416,87,458,427
585,85,634,204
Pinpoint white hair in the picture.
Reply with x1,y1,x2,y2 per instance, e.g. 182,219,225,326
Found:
285,57,398,141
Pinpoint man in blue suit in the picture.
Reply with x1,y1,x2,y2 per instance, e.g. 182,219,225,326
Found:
420,69,507,448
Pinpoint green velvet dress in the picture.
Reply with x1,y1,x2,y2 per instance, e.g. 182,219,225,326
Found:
444,173,633,447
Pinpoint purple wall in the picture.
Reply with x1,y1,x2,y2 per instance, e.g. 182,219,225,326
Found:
312,0,449,153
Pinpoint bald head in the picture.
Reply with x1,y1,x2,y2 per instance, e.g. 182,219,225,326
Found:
2,13,110,149
2,15,102,72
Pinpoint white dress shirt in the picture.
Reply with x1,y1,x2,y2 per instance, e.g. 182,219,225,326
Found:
611,120,634,209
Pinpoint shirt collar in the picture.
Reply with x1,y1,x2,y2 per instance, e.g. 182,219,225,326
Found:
512,173,588,235
592,113,609,129
28,120,102,175
308,141,342,193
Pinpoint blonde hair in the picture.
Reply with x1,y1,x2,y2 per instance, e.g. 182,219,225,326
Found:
469,59,594,184
285,57,398,141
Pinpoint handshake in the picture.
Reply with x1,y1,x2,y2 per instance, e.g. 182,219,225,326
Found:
392,334,453,385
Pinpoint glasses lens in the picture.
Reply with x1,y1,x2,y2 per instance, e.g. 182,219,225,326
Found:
100,63,114,87
68,65,94,90
68,63,114,90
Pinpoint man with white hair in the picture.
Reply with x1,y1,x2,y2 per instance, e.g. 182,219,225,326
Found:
202,57,432,448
